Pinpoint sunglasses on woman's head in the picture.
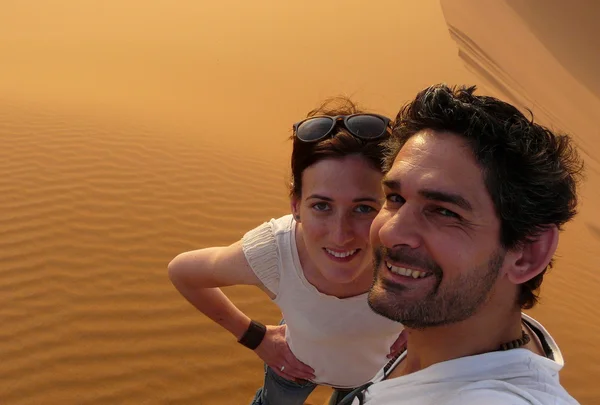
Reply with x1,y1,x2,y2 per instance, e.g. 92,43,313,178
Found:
292,114,391,143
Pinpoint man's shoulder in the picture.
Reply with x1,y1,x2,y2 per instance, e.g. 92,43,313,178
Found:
443,385,579,405
363,364,579,405
442,389,540,405
362,388,573,405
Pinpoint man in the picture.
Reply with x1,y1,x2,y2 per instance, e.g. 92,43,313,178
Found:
345,84,583,404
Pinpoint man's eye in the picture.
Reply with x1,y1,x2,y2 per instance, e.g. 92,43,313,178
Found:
436,207,460,219
386,194,405,204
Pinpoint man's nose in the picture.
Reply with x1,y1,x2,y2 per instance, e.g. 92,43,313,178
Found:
378,204,422,250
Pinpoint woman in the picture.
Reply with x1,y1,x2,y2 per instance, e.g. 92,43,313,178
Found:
168,98,405,405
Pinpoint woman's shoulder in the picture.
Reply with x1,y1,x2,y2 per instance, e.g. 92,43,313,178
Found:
240,214,295,296
242,215,294,248
267,214,295,235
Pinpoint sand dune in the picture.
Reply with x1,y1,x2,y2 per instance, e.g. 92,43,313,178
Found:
0,0,596,403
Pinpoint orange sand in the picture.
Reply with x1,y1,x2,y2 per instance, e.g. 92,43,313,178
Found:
0,1,596,403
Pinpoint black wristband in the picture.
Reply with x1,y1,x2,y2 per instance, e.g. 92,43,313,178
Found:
238,320,267,350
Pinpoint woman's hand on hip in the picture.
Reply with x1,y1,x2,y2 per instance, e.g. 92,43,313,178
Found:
254,324,315,382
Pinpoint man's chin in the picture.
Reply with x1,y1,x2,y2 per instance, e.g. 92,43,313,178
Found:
367,279,437,327
367,283,405,323
367,291,440,329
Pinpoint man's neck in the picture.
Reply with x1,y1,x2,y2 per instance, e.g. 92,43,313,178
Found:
388,308,524,379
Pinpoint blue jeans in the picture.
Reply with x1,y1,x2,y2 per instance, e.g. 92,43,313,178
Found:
248,357,355,405
249,362,317,405
248,319,354,405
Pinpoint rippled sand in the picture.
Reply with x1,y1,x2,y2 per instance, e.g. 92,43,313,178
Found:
0,0,597,404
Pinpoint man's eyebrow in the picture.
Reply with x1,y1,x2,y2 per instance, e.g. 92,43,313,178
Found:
420,189,473,212
381,178,473,212
382,178,400,190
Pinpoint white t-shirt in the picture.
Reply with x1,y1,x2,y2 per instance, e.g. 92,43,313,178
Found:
242,215,405,388
350,314,579,405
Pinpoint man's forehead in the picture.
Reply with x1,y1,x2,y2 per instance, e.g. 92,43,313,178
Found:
393,130,479,173
400,130,472,155
386,131,490,209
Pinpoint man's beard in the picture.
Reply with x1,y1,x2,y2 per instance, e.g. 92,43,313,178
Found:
367,245,504,329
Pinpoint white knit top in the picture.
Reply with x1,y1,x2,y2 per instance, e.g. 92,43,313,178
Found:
242,215,405,388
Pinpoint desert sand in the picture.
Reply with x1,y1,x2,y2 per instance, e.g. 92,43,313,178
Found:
0,1,597,404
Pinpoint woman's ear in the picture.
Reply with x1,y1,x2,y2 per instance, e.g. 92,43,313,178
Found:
290,196,301,222
506,225,559,284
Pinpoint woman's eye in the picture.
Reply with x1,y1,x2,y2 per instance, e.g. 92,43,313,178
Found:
355,205,376,214
312,202,330,211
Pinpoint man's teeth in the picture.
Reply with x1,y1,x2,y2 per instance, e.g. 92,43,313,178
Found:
386,262,428,278
326,248,357,258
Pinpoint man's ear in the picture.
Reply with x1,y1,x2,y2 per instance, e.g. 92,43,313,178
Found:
506,225,559,284
290,196,301,222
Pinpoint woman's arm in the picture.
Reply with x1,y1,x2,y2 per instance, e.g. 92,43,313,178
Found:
168,240,266,339
168,240,315,381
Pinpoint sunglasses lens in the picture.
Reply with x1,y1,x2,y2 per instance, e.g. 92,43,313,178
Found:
295,117,334,142
346,115,388,139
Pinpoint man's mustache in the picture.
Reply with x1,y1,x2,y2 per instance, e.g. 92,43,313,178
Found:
374,245,443,276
